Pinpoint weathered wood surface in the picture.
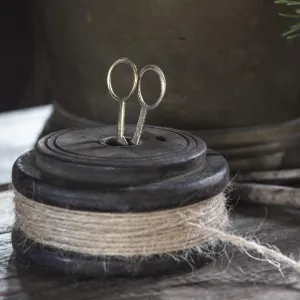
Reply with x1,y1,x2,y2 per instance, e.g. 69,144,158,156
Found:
0,105,52,184
0,107,300,299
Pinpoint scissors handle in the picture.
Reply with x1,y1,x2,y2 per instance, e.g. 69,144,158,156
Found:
137,65,166,110
107,57,139,102
107,57,139,145
131,65,166,145
117,101,128,145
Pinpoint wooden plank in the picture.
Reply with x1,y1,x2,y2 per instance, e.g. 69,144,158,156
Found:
1,190,300,300
0,105,52,184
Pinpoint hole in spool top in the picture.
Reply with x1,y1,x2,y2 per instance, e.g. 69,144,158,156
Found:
100,136,141,147
156,136,167,142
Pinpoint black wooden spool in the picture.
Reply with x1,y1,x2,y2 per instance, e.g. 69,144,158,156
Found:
12,125,229,277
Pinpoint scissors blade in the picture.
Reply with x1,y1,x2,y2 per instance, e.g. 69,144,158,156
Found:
131,106,148,145
116,101,128,145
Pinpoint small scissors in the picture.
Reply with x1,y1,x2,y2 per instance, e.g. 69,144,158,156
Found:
107,57,166,145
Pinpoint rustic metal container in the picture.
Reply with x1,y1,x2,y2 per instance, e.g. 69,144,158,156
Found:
36,0,300,171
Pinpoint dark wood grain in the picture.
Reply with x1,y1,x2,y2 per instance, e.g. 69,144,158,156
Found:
0,105,51,185
1,190,300,300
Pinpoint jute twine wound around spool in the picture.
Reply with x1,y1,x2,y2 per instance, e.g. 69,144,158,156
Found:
14,192,228,257
12,188,300,275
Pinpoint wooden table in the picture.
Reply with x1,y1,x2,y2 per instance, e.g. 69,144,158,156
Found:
0,105,52,185
1,107,300,300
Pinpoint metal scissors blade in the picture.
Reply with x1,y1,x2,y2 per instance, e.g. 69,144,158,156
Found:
107,57,138,145
131,65,166,145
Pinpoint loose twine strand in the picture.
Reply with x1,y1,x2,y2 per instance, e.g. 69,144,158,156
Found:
14,191,300,274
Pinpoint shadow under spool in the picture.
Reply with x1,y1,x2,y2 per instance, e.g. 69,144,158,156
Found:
11,125,229,277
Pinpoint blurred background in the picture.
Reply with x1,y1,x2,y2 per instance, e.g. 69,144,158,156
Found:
0,0,50,113
2,0,300,115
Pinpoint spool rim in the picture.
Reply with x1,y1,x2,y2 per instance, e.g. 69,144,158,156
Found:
12,228,219,278
12,150,229,212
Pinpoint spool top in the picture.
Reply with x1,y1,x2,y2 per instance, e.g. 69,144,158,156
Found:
35,125,206,185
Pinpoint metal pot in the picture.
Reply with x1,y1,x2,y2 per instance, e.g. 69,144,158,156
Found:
36,0,300,171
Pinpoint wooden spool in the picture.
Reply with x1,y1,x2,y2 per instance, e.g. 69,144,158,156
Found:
12,125,229,277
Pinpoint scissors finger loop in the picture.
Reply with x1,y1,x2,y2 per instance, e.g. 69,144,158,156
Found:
107,57,139,102
137,64,166,110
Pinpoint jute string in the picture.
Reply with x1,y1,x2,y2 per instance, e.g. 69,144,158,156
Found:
14,192,228,257
13,190,300,273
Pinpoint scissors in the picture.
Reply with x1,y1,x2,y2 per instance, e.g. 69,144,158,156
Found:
107,57,166,145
